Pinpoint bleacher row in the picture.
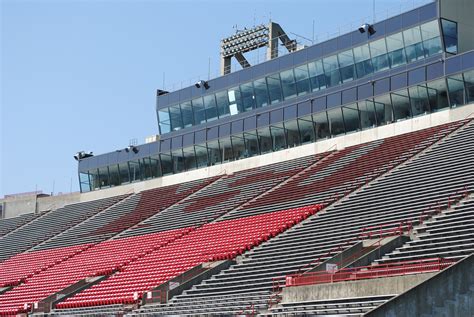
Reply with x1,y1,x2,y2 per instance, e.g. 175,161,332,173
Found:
0,118,472,316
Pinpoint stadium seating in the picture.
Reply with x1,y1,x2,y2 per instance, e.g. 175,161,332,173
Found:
0,212,40,237
32,178,215,250
116,155,322,238
0,228,189,315
53,205,320,310
0,195,129,261
135,120,469,315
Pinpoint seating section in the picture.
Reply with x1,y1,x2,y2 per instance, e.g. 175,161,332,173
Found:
55,205,321,310
267,295,395,316
117,155,321,239
0,244,90,288
32,178,215,250
137,120,468,315
377,195,474,264
0,228,189,315
0,212,40,237
0,195,128,262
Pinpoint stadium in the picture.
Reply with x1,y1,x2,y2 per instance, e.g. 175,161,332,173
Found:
1,0,474,315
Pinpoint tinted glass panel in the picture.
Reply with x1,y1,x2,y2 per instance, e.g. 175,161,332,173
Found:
308,60,326,91
441,19,458,54
203,95,218,122
338,49,356,83
158,108,171,134
180,101,194,127
285,120,300,148
169,105,183,131
240,82,255,111
342,104,360,133
257,127,272,154
374,94,394,125
391,90,412,120
294,64,311,96
215,91,230,118
409,85,431,116
267,74,283,104
207,140,221,166
271,124,287,151
313,112,330,140
386,32,406,68
327,107,345,136
353,44,373,78
359,100,377,129
297,117,315,144
228,87,242,115
280,69,297,100
403,26,424,62
194,145,209,168
323,55,341,87
243,132,259,157
370,38,389,72
447,76,466,107
253,78,269,108
192,97,206,124
427,79,449,112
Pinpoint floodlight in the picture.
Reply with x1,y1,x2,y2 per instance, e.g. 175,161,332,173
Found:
359,23,376,35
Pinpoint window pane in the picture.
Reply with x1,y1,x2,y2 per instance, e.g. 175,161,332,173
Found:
464,70,474,103
280,69,297,100
253,78,269,108
386,32,406,68
271,124,287,151
231,135,246,159
421,20,442,56
215,91,230,118
192,97,206,124
194,145,209,168
327,107,345,136
169,105,183,131
160,153,173,175
359,100,377,129
313,112,330,140
228,87,242,115
240,82,255,111
441,19,458,54
207,140,221,166
118,163,130,184
79,172,91,192
108,164,120,186
267,74,283,104
243,132,259,157
308,60,326,91
374,94,394,125
89,169,100,190
180,101,194,128
338,49,356,83
203,94,218,122
171,149,184,174
257,127,273,154
294,64,311,96
323,55,341,87
297,117,315,144
182,146,197,171
285,120,300,148
129,160,142,182
342,103,360,133
158,108,171,134
409,85,431,116
370,38,389,72
391,90,412,120
353,44,373,78
220,137,234,162
404,26,424,62
426,79,449,112
447,76,466,107
98,167,110,188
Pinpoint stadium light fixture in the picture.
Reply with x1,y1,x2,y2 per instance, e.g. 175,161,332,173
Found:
74,151,93,161
125,146,139,154
358,23,376,36
195,80,210,90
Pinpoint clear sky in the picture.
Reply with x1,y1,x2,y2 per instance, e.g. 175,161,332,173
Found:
0,0,431,197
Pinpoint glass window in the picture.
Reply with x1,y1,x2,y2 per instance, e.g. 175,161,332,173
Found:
79,172,91,192
129,160,142,182
253,78,269,108
308,60,326,91
220,137,234,162
373,94,394,125
158,108,171,134
150,155,161,178
141,157,155,180
182,146,197,171
207,140,221,166
327,107,345,136
323,55,341,87
192,97,206,124
441,19,458,54
215,91,230,118
386,32,406,68
203,95,218,122
342,103,360,133
89,169,100,190
194,145,209,168
243,132,259,157
228,87,242,115
169,105,183,131
160,153,173,175
118,162,130,184
240,82,255,111
403,26,425,62
447,76,466,107
171,149,185,174
421,20,442,56
257,127,273,154
271,124,287,151
280,69,297,100
464,70,474,103
391,89,412,120
370,38,389,72
297,116,315,144
313,112,330,140
98,167,110,188
353,44,373,78
426,79,449,112
108,164,120,186
180,101,194,128
358,100,377,129
294,64,311,96
285,120,300,148
267,73,283,104
338,49,356,83
231,135,246,159
409,85,431,116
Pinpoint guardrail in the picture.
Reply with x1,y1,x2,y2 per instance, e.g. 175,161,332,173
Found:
285,258,456,288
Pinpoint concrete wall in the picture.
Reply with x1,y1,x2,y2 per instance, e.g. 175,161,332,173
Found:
366,254,474,317
440,0,474,53
1,103,473,220
282,273,436,303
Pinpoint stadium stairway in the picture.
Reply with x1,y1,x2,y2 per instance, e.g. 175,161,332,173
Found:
126,120,470,316
0,195,129,262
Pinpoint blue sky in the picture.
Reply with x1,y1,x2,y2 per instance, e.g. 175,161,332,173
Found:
0,0,431,197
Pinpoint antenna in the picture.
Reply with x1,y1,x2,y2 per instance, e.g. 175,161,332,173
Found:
373,0,376,23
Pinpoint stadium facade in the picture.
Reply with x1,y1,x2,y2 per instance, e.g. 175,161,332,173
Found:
1,0,474,316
